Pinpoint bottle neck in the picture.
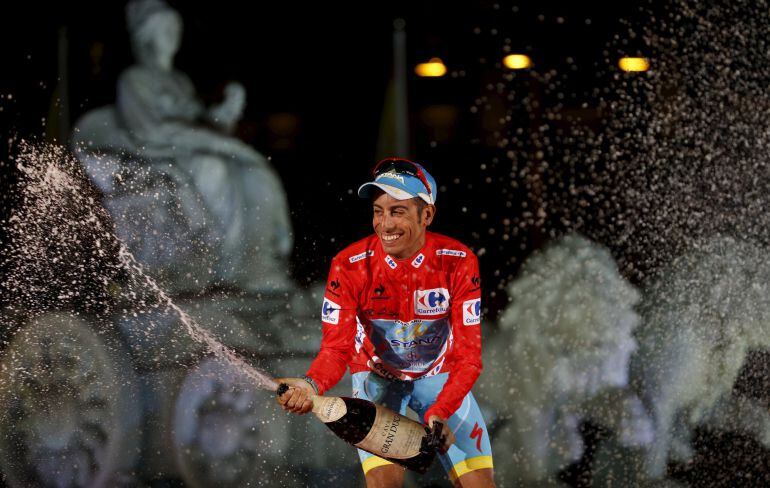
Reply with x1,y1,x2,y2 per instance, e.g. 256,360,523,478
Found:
311,395,347,422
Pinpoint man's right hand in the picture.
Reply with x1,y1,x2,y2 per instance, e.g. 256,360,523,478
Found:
275,377,315,415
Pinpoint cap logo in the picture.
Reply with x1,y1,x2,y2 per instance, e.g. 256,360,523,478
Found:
376,171,405,184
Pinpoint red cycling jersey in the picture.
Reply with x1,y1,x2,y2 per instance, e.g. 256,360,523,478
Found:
306,231,483,421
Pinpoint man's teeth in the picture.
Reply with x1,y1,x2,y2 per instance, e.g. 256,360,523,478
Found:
383,234,401,242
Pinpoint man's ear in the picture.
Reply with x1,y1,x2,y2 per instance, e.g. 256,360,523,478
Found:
423,204,436,226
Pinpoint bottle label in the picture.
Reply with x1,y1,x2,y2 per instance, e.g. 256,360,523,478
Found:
312,396,347,422
355,404,424,460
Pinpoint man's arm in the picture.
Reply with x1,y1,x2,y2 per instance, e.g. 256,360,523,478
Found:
278,255,357,414
424,253,483,422
304,256,358,395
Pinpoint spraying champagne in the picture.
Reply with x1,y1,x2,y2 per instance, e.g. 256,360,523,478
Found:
276,383,442,474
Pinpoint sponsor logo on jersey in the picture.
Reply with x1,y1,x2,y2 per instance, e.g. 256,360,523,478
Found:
385,255,397,269
390,321,440,348
363,308,399,318
414,288,449,315
355,320,365,353
326,277,341,296
390,335,441,348
321,298,341,324
411,253,425,268
372,283,390,300
404,360,434,371
349,249,375,263
436,249,467,257
395,321,427,340
470,275,481,291
470,422,484,452
369,359,406,381
463,298,481,325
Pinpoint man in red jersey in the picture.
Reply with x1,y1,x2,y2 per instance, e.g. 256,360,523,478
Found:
278,159,495,487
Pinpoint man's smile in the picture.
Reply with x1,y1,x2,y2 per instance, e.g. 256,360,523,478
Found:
382,234,402,242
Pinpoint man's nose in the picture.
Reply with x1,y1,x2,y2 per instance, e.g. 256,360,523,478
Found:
382,213,396,229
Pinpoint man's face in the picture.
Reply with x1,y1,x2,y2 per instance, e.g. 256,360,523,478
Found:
372,192,433,260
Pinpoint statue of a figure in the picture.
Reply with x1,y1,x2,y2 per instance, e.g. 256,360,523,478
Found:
72,0,292,294
480,234,653,486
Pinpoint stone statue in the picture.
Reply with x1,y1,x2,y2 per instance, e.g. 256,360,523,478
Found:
72,0,292,294
479,234,652,486
0,3,329,487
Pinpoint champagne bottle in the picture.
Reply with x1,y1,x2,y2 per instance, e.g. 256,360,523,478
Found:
276,383,440,474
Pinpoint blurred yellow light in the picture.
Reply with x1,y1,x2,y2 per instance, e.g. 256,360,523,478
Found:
503,54,532,70
618,57,649,72
415,58,447,77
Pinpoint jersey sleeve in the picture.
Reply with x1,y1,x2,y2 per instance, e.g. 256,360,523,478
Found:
425,253,483,421
305,255,358,395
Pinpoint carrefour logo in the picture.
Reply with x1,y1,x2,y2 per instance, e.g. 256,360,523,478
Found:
349,249,375,263
462,298,481,325
414,288,450,315
424,292,445,308
321,298,341,325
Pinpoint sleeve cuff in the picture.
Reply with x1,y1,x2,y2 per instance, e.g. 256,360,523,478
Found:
424,405,453,424
301,374,320,394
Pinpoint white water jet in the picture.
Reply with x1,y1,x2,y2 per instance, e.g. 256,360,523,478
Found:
3,141,277,392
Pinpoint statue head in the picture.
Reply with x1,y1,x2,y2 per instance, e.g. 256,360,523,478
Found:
501,234,641,400
126,0,182,70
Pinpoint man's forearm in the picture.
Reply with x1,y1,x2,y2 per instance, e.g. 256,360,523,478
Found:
305,347,350,395
426,361,482,420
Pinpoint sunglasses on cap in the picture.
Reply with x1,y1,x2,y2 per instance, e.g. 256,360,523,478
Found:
372,158,433,198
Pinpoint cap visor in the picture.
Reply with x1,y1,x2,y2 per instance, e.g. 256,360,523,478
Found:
358,182,415,200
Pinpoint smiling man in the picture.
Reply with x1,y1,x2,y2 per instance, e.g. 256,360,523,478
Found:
278,158,495,488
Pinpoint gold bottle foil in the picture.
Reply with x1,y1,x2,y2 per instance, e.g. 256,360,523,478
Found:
311,395,348,422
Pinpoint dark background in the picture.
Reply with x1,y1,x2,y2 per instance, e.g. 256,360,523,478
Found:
0,0,650,318
2,1,770,485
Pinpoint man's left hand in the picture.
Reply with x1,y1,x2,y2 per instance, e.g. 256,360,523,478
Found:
427,415,455,454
